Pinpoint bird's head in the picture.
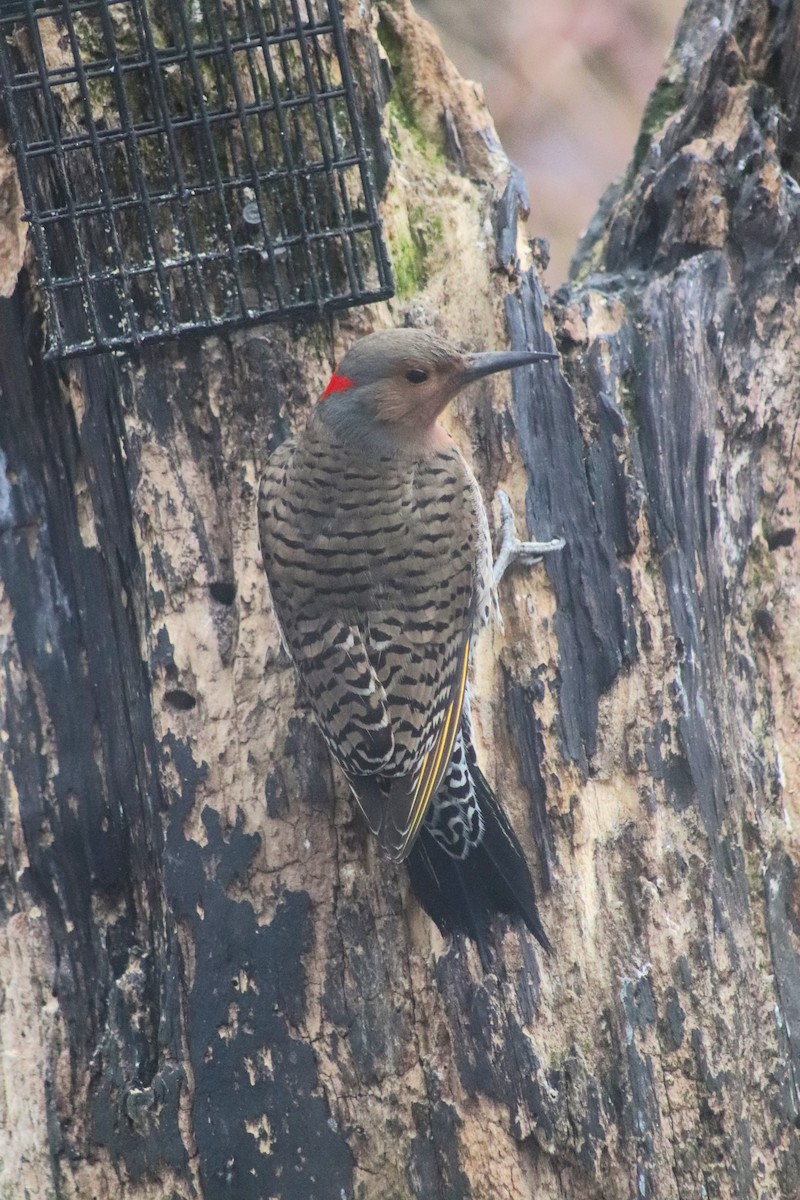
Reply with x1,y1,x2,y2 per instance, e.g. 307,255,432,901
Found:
317,329,557,447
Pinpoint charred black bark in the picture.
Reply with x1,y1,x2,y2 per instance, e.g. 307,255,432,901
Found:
0,286,353,1196
0,283,185,1179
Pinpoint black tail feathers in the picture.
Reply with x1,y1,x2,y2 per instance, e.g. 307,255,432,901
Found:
406,758,551,967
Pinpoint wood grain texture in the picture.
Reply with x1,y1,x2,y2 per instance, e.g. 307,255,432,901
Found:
0,0,798,1197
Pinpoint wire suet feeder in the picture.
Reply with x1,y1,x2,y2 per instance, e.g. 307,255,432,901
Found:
0,0,393,357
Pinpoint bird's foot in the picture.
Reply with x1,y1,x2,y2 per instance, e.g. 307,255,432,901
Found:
493,490,565,587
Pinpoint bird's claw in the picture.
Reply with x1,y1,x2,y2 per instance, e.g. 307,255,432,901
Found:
493,489,565,586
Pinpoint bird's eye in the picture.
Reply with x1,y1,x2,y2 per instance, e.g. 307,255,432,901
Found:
405,368,428,384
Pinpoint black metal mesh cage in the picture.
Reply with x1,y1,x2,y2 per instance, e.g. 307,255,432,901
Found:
0,0,393,357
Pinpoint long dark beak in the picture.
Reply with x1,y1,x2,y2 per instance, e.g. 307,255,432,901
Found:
457,348,559,388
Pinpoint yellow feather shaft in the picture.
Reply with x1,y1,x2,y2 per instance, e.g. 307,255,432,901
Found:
398,639,471,857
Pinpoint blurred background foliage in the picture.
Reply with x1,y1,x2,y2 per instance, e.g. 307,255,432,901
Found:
416,0,685,283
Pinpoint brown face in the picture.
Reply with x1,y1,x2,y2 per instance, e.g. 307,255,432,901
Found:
325,328,465,430
320,328,558,437
369,356,467,429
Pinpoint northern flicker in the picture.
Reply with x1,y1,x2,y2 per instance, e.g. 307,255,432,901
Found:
258,328,562,961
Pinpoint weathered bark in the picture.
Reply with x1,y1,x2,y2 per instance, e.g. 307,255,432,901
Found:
1,0,799,1197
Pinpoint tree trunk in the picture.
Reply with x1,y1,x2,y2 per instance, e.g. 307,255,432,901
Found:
1,0,799,1197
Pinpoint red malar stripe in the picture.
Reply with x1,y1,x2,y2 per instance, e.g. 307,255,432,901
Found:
321,372,355,399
